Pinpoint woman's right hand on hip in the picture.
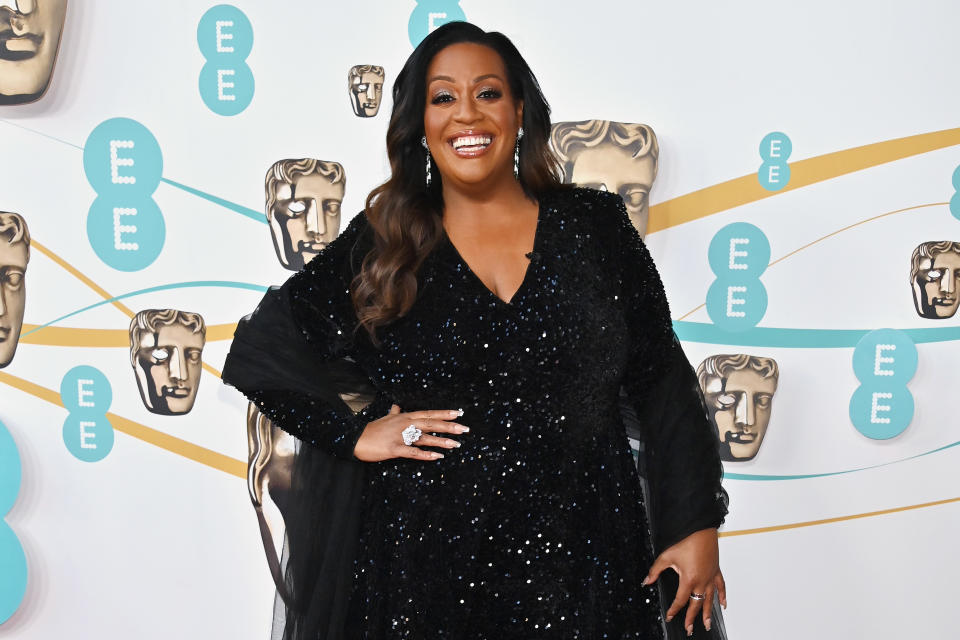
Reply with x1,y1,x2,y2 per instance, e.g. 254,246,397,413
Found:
353,404,470,462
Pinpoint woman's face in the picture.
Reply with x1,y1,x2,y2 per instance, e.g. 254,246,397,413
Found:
423,42,523,192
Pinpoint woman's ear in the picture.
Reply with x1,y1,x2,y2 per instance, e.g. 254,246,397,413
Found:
516,100,524,128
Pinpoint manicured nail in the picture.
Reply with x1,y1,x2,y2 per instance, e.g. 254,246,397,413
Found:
705,618,712,631
433,452,444,459
641,576,650,586
456,425,470,433
448,440,461,448
450,409,460,417
686,625,693,637
457,408,464,416
665,615,673,622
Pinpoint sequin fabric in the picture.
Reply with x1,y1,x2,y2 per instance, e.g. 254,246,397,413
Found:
237,187,728,639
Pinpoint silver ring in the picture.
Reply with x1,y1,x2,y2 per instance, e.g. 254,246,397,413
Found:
401,424,422,446
689,592,706,601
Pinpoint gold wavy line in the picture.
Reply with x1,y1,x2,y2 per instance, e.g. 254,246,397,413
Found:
719,496,960,537
30,240,135,317
675,202,947,320
19,323,238,346
648,127,960,234
0,370,244,478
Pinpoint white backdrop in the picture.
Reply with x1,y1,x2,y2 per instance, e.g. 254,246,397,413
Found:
1,1,958,638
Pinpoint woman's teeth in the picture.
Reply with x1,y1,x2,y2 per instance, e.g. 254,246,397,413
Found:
452,135,492,150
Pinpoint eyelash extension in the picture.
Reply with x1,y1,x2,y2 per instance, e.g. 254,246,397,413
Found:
430,88,502,105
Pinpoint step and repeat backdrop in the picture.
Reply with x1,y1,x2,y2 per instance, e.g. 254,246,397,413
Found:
1,1,958,638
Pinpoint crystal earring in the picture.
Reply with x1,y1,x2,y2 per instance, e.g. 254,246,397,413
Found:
514,127,524,180
421,135,432,186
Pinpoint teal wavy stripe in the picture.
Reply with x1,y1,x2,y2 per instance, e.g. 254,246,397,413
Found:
674,321,960,348
21,280,268,336
724,439,960,481
160,177,265,223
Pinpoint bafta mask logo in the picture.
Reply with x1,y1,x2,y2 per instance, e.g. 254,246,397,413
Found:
129,309,206,415
697,354,779,462
911,241,960,319
247,402,297,596
0,0,68,105
0,212,29,368
348,64,384,117
550,120,659,238
265,158,345,271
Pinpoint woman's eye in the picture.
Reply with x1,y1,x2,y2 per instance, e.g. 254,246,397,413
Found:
478,88,502,99
287,201,306,216
431,92,454,104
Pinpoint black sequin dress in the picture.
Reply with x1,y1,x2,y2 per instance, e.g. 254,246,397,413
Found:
222,187,728,640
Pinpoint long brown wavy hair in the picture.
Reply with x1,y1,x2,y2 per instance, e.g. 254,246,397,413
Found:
351,22,567,345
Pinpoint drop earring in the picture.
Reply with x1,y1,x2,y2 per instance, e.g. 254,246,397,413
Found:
422,135,432,186
514,127,524,180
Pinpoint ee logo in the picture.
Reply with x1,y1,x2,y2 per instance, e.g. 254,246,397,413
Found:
83,117,165,272
60,365,115,462
849,329,917,439
706,222,770,331
758,132,791,191
409,0,465,47
198,4,254,115
0,419,26,623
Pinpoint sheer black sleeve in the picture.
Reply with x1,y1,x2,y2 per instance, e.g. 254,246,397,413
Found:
597,191,729,554
221,213,390,461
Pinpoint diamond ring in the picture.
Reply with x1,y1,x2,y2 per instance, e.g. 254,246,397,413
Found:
401,424,422,446
689,592,706,601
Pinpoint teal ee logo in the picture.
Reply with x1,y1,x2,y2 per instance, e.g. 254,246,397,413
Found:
409,0,465,47
849,329,917,439
758,132,791,191
198,5,254,115
0,419,26,624
84,118,165,272
706,222,770,331
950,165,960,221
60,365,115,462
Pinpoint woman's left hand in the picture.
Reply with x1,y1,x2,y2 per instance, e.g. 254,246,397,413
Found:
642,527,726,635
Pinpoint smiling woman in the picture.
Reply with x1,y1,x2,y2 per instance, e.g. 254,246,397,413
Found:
222,20,728,640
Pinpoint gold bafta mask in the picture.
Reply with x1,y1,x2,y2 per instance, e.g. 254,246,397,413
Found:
0,0,68,105
550,120,659,238
910,241,960,320
128,309,206,415
0,212,29,368
265,158,345,271
247,402,297,595
348,64,384,117
697,354,779,462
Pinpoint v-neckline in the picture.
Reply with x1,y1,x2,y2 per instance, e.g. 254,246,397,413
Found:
440,198,544,307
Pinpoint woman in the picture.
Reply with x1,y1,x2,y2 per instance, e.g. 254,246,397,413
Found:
223,21,728,640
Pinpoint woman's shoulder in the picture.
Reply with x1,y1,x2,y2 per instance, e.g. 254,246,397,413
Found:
541,186,631,247
301,211,372,277
542,186,626,224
